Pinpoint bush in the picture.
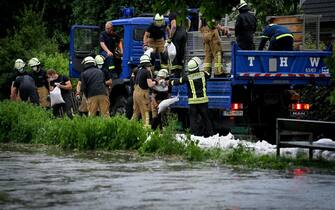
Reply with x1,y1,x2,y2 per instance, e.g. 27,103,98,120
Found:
33,51,69,77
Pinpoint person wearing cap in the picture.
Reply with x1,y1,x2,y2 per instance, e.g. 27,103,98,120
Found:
151,69,169,129
131,54,157,127
80,56,110,117
27,57,49,107
11,59,39,105
170,57,213,137
200,18,230,77
235,0,257,50
258,19,294,51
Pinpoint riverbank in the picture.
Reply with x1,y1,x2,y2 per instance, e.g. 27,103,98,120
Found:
1,100,335,171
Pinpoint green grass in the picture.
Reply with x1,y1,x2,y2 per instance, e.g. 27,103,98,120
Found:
1,100,335,171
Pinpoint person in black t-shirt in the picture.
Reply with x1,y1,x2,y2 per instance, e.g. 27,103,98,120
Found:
143,13,167,54
28,57,49,107
47,69,73,118
99,21,123,75
131,54,157,127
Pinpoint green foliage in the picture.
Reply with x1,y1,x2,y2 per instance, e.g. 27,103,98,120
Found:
0,7,59,99
33,51,69,77
0,100,53,143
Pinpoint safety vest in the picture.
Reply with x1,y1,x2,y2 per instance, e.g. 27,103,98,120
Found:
171,71,209,104
261,24,293,41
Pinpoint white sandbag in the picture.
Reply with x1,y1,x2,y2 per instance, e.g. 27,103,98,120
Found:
49,86,65,107
166,42,176,62
158,96,179,114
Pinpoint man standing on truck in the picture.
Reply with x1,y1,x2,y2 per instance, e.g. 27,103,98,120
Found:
99,21,123,76
170,57,213,137
165,12,187,77
258,20,294,51
200,18,230,77
80,56,110,117
131,54,157,127
235,0,257,50
28,57,49,107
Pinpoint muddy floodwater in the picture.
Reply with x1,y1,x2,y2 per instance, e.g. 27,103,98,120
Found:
1,145,335,210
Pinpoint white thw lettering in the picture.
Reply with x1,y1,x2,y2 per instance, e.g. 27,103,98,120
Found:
280,57,288,67
310,57,320,67
248,57,255,66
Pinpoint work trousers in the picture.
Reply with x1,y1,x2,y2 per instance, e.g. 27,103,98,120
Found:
131,85,150,127
189,103,213,137
37,86,49,107
148,38,165,53
203,28,223,75
87,95,110,117
269,36,294,51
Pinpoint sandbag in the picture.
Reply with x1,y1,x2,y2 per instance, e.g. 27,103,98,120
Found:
165,42,176,62
158,96,179,114
49,86,65,107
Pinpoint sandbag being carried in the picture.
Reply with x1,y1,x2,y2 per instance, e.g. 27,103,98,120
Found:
49,86,65,107
158,96,179,114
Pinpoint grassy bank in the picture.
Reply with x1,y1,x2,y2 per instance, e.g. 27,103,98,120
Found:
1,100,335,171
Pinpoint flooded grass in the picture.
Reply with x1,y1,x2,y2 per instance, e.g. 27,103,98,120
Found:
1,100,335,172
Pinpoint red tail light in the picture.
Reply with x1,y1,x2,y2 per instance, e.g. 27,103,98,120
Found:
231,103,243,110
290,103,310,111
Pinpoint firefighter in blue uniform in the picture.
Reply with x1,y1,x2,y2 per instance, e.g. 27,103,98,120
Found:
170,57,213,137
258,22,294,51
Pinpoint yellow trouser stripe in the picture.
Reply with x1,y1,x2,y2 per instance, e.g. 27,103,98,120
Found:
188,97,208,104
189,79,196,99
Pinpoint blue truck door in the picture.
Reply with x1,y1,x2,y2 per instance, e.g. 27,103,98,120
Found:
69,25,100,78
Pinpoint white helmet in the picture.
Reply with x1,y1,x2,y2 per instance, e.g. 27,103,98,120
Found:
157,69,168,78
140,54,151,64
81,56,96,65
28,57,40,67
187,57,202,72
237,0,248,10
95,55,105,65
154,13,164,26
14,59,26,71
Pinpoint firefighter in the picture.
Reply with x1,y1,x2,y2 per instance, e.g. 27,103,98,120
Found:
258,20,294,51
200,19,230,77
131,54,157,127
235,0,257,50
80,56,110,117
164,12,187,77
11,59,39,105
95,55,113,92
151,69,169,129
143,13,166,53
28,57,49,107
170,57,213,137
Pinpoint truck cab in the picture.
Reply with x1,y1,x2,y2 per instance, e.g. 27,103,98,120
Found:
69,17,157,115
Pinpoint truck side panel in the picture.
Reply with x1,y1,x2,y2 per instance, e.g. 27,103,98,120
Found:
171,80,232,110
232,43,332,86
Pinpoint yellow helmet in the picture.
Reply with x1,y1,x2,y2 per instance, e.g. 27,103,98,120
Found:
95,55,105,65
81,56,96,65
14,59,26,70
187,57,202,72
28,57,40,67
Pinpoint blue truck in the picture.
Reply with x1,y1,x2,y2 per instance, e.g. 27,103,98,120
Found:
69,16,332,141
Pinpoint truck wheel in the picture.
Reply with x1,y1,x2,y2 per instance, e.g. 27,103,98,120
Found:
110,95,127,116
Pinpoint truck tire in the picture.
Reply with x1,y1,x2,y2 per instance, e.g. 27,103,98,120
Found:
110,95,127,116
